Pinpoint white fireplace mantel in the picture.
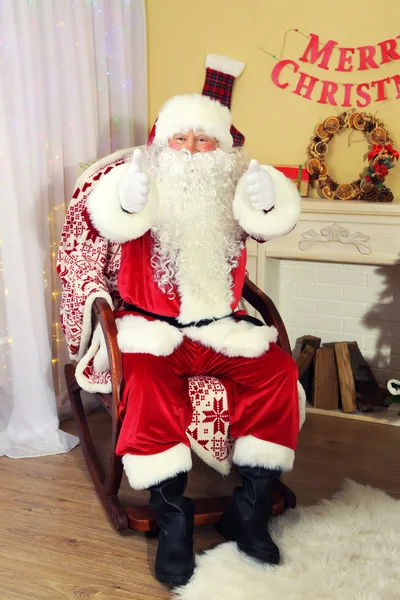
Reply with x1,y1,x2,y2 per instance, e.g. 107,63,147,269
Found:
262,197,400,266
246,197,400,305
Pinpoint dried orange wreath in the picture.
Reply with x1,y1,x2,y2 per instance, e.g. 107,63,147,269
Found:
307,111,398,202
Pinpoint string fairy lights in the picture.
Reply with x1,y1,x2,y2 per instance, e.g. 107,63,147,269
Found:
1,0,140,395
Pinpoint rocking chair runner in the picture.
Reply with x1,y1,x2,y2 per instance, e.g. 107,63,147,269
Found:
64,276,299,533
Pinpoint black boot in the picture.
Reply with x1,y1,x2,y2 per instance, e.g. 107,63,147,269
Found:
148,472,195,586
217,466,281,564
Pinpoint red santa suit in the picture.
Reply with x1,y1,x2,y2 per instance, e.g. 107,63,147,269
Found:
86,92,302,491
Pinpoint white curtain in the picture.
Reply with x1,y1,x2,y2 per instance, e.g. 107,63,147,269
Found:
0,0,147,458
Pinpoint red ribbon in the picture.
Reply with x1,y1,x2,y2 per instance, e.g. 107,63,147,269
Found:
384,143,400,160
368,143,400,161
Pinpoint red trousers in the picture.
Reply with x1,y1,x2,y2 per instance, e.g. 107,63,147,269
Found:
116,338,299,459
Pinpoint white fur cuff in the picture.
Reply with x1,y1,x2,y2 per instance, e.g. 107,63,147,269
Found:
233,165,301,241
205,54,246,78
87,160,156,243
122,443,192,490
233,435,295,472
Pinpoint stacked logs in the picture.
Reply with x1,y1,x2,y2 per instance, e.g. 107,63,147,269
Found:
297,335,384,413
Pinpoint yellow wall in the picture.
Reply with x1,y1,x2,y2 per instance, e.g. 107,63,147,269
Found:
146,0,400,197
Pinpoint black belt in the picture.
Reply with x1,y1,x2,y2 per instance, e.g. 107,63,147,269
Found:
123,302,264,329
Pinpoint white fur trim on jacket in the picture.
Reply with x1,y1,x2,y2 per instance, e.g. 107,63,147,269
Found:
87,162,157,243
298,381,307,429
205,54,246,78
93,315,184,373
233,435,295,472
122,443,192,490
116,315,183,356
233,165,301,241
154,94,234,152
184,318,278,358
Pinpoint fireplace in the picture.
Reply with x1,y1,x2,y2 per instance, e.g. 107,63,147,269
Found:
246,196,400,424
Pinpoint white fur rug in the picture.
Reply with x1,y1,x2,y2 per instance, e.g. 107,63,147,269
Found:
173,481,400,600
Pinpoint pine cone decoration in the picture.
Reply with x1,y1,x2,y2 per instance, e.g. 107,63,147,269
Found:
361,185,394,203
360,186,381,202
378,185,394,203
364,121,376,133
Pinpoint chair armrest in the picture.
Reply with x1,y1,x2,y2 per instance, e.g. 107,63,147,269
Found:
242,277,291,356
92,297,123,415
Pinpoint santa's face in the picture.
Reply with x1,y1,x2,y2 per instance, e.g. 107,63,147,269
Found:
144,138,249,305
168,130,218,154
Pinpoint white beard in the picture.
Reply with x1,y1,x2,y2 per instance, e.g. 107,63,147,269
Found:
144,144,249,322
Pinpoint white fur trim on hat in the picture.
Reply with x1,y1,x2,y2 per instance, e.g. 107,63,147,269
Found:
206,54,246,78
154,94,234,151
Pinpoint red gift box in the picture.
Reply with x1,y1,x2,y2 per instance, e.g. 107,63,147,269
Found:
273,164,309,197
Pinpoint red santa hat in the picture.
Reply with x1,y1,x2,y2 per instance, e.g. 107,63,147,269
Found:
148,54,246,150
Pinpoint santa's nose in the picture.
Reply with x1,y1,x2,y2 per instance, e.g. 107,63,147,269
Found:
185,139,199,154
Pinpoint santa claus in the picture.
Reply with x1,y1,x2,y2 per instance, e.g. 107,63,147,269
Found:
85,90,301,585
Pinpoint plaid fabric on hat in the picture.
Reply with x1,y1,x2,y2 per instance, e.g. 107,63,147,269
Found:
202,67,245,147
202,68,235,108
230,125,245,148
147,67,245,147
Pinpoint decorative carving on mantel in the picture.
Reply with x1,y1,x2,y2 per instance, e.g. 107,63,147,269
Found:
299,223,371,255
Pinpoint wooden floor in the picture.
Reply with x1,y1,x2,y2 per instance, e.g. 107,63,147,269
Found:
1,410,399,600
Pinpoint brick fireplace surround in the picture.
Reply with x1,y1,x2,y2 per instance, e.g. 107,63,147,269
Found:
245,197,400,424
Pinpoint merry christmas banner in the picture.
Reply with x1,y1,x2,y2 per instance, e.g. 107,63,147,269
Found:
268,32,400,107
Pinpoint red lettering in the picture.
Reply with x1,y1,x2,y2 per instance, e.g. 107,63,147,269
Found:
317,80,338,106
271,59,299,89
371,77,391,101
357,46,379,71
299,33,338,70
356,83,371,107
341,83,353,107
378,38,400,64
336,48,355,72
391,74,400,99
293,71,319,99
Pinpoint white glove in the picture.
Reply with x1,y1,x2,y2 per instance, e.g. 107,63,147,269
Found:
244,159,275,212
119,149,150,213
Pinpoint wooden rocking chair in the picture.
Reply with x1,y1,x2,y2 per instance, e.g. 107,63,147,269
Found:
64,277,297,533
